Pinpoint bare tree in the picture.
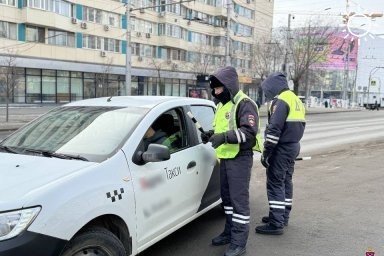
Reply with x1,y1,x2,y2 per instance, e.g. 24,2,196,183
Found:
189,43,224,76
149,57,169,95
251,37,284,82
96,57,113,97
0,50,19,122
286,18,336,96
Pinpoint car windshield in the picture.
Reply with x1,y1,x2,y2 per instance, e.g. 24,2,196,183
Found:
0,106,149,162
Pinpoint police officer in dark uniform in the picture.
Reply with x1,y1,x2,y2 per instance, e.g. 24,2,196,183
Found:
255,72,306,235
201,66,262,256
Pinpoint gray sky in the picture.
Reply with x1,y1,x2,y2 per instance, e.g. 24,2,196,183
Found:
273,0,384,36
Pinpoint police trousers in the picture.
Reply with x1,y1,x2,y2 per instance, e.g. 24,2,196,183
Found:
267,143,300,228
220,154,253,247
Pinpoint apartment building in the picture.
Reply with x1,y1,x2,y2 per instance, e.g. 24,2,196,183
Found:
0,0,273,104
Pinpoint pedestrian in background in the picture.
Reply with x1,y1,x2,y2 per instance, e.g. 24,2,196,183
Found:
201,66,262,256
255,72,306,235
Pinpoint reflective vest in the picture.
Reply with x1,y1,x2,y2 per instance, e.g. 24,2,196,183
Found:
213,90,262,159
274,90,306,122
163,132,180,153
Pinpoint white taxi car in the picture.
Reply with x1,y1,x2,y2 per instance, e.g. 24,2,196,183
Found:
0,96,220,256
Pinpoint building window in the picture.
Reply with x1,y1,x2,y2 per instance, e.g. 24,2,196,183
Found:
104,12,120,27
26,26,45,43
42,70,56,103
70,72,83,102
82,34,102,50
0,0,16,6
165,24,181,38
83,35,120,52
26,69,42,104
141,44,156,57
0,21,17,40
166,0,180,14
131,43,140,55
48,29,75,47
84,73,95,99
83,6,102,23
234,3,254,19
57,71,70,103
27,0,72,17
104,38,120,53
83,6,120,27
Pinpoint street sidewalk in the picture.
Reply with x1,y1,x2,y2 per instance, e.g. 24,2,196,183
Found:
0,103,363,132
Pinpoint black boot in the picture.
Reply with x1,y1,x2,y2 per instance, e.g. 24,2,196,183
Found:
255,223,284,235
212,232,231,246
261,216,288,226
224,244,246,256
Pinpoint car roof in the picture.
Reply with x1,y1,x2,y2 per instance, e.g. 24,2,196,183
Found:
64,96,215,109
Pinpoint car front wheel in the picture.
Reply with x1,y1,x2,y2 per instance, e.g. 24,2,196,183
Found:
61,227,126,256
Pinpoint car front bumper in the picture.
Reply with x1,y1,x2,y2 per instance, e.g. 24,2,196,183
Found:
0,231,67,256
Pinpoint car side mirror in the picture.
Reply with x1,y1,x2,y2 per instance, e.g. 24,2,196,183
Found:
142,144,170,163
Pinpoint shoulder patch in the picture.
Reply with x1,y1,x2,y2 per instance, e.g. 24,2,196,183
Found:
248,114,256,126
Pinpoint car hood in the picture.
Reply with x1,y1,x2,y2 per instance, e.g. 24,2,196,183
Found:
0,153,96,210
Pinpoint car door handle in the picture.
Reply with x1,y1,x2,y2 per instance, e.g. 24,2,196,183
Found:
187,161,196,169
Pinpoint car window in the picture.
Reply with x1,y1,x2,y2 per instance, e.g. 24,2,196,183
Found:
142,108,188,154
190,105,215,143
1,106,149,162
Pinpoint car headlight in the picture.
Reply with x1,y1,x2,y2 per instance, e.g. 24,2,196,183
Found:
0,207,41,241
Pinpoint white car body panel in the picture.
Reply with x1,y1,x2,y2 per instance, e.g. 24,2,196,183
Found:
0,96,219,256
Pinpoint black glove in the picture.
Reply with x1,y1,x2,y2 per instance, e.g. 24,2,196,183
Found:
201,130,214,144
209,133,226,149
261,154,270,168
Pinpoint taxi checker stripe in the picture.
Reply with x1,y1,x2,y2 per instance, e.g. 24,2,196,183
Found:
106,188,124,202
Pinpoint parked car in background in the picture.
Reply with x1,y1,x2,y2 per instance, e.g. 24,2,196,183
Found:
0,96,221,256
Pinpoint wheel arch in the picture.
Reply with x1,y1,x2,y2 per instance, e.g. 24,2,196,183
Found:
68,214,132,256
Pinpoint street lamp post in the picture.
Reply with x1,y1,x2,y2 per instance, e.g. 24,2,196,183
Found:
367,66,384,107
283,14,292,76
225,0,232,66
125,1,132,96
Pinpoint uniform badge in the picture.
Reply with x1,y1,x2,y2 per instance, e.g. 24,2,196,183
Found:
248,114,255,126
366,249,375,256
225,112,231,119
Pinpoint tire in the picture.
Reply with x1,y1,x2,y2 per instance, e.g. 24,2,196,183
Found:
61,227,126,256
